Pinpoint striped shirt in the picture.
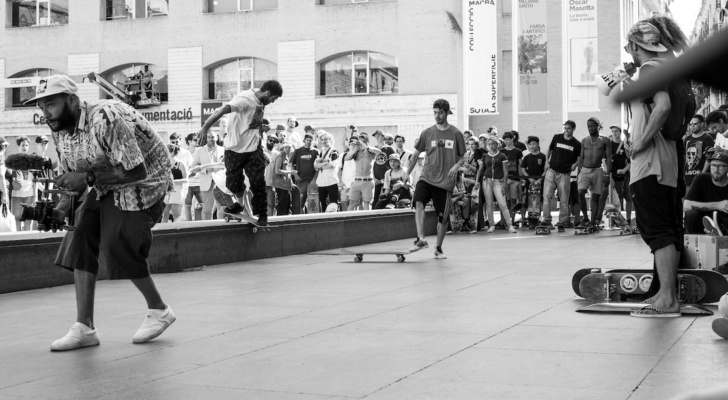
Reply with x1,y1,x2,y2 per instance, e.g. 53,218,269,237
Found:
52,100,172,211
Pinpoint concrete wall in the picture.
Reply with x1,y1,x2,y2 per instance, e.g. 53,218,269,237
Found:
0,209,438,294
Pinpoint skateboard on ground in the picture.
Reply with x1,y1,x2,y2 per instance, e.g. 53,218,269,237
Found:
223,212,272,234
341,249,411,263
604,204,635,235
535,221,551,235
526,179,543,230
495,203,522,229
574,223,595,235
572,268,728,304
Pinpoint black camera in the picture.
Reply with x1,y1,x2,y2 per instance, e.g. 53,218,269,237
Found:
19,199,64,232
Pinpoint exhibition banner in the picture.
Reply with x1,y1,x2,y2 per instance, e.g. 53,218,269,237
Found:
465,0,498,115
565,0,599,111
517,0,548,112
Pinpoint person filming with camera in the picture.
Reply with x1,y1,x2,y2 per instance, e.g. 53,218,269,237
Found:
28,75,176,351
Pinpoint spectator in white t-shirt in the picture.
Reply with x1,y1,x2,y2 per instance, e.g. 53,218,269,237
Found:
184,133,204,221
285,116,302,149
9,136,36,231
314,131,340,211
338,136,357,211
707,110,728,150
170,132,193,167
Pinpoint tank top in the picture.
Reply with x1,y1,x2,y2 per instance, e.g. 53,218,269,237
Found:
171,161,183,180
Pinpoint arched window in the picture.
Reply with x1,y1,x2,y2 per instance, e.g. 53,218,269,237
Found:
208,58,277,101
103,63,168,102
7,68,64,108
319,51,398,96
7,0,69,27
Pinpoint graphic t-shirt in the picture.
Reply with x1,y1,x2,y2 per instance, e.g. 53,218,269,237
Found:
684,134,714,186
547,134,581,174
685,173,728,203
501,147,523,181
414,125,466,191
372,145,395,181
225,89,265,154
291,147,319,182
610,141,630,181
521,153,547,177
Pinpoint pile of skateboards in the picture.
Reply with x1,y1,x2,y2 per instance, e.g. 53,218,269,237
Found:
572,267,728,315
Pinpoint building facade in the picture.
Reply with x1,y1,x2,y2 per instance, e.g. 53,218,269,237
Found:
1,0,463,155
691,0,728,116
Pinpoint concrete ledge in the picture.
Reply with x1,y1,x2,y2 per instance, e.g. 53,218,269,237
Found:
0,209,438,294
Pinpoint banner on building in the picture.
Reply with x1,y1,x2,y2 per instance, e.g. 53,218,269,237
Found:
465,0,498,115
517,0,548,113
565,0,599,111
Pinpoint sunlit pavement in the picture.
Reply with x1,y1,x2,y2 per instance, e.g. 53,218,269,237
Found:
1,227,725,399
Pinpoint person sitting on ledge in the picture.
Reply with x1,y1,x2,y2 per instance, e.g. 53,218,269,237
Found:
683,151,728,240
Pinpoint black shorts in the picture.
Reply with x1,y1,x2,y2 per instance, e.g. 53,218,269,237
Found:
569,181,579,205
413,180,449,222
630,176,682,253
55,189,165,280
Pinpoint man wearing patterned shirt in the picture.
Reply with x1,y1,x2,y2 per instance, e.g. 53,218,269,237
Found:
28,75,176,351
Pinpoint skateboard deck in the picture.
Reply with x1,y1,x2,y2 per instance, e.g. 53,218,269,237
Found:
574,268,727,304
535,225,551,235
449,199,465,233
575,225,595,235
341,249,411,263
576,302,713,315
605,204,635,235
307,184,320,213
223,212,272,233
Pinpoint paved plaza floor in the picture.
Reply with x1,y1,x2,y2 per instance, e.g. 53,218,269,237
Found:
1,228,726,399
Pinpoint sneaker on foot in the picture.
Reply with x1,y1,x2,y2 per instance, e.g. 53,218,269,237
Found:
223,202,245,215
508,225,517,233
133,305,176,344
487,226,496,233
434,247,447,259
51,322,100,351
470,229,478,234
409,238,429,252
257,214,268,226
446,230,453,235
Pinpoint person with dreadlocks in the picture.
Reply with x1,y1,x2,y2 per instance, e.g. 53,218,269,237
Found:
623,17,696,318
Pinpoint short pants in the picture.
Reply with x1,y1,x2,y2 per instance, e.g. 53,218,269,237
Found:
630,175,682,253
569,181,579,205
577,167,605,193
55,189,165,280
340,187,352,202
349,179,374,202
413,180,449,222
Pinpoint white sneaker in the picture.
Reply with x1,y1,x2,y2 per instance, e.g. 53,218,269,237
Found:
51,322,100,351
434,247,447,259
487,226,496,233
132,305,176,344
508,225,517,233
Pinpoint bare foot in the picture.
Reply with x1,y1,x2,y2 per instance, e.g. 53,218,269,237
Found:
650,296,680,313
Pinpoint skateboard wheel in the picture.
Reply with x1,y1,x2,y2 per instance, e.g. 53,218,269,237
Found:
619,274,638,293
397,255,405,263
266,228,271,234
638,274,652,292
252,227,258,233
354,255,363,262
224,216,230,222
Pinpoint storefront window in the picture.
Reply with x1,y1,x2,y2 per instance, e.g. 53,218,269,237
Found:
7,0,69,27
320,51,398,96
207,0,278,13
317,0,390,5
7,69,64,108
104,64,168,102
208,58,278,101
104,0,168,20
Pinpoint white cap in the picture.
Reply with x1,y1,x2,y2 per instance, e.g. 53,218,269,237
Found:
24,75,78,105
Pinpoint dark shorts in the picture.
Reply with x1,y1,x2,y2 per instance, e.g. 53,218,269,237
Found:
413,180,449,222
55,189,165,280
569,181,579,205
630,176,682,253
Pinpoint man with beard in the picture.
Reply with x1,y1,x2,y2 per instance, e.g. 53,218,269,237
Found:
684,152,728,235
684,115,713,189
290,134,319,213
30,75,174,350
407,99,466,259
199,80,282,226
576,117,611,230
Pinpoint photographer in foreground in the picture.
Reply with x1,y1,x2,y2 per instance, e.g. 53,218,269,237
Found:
29,75,175,351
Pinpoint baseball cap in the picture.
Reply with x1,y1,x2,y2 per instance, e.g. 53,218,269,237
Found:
709,151,728,164
278,140,293,150
287,116,299,128
388,153,401,162
373,130,384,137
626,22,668,53
433,99,453,115
276,124,286,131
304,125,316,133
383,133,394,140
609,124,621,130
35,135,49,144
563,120,576,129
24,75,78,105
478,133,489,140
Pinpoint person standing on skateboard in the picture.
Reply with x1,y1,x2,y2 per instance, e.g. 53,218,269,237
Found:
623,22,686,318
198,80,283,226
576,117,612,230
407,99,466,259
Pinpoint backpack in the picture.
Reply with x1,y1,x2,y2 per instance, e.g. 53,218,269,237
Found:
643,59,696,141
